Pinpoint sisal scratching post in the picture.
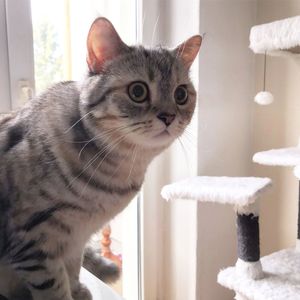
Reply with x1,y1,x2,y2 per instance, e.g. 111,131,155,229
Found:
235,206,263,280
161,176,272,282
237,213,260,262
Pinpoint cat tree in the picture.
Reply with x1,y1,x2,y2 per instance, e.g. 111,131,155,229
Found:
161,16,300,300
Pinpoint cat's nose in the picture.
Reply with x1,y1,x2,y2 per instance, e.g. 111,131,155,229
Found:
157,112,176,126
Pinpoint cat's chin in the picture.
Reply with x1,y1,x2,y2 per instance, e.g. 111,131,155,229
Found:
154,130,170,139
145,130,175,149
127,129,177,150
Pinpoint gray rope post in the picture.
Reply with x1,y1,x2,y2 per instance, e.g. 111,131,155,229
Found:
237,213,260,262
235,204,263,280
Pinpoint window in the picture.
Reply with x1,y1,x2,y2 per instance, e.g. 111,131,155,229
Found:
2,0,141,298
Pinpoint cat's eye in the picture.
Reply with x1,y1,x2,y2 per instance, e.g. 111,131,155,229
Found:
128,82,148,103
174,85,188,105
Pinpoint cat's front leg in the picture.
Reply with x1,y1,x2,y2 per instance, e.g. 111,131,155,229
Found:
65,253,92,300
14,258,73,300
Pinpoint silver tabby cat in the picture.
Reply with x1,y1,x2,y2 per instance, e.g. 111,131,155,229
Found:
0,18,201,300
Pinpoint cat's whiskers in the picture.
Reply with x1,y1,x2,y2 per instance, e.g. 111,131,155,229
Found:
183,126,196,136
73,127,134,181
172,121,196,146
176,136,192,173
127,119,153,135
68,136,124,190
78,124,129,158
79,130,135,197
182,127,197,141
182,141,197,153
62,124,129,145
151,14,160,47
64,111,92,134
80,124,136,164
107,142,135,183
176,40,188,60
126,144,138,182
69,124,142,189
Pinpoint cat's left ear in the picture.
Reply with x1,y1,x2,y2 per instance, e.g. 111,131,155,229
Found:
87,17,129,74
174,35,202,68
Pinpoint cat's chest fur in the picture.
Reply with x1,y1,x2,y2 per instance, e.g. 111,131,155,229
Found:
45,148,148,255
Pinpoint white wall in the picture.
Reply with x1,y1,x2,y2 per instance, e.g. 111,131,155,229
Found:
253,0,300,255
197,0,257,299
196,1,300,299
142,1,262,299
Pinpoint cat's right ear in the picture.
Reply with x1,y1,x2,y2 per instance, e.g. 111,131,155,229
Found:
174,35,202,69
87,17,129,74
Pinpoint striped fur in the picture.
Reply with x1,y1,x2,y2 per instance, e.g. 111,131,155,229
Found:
0,18,200,300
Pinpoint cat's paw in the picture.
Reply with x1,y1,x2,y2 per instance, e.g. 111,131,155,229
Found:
83,247,121,283
72,283,92,300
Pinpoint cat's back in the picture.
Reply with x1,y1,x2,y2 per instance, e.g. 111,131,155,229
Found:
0,110,24,159
0,81,80,183
0,112,15,127
0,81,79,149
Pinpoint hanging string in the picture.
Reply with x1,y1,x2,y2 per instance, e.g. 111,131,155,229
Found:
263,51,267,91
254,51,274,105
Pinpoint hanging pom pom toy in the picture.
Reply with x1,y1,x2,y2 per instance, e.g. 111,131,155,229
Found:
254,52,274,105
254,91,274,105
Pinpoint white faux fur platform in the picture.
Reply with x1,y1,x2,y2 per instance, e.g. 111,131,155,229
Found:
253,147,300,167
161,176,272,207
250,16,300,55
218,248,300,300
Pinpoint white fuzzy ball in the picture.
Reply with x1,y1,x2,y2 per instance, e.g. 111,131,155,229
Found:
294,165,300,180
254,91,274,105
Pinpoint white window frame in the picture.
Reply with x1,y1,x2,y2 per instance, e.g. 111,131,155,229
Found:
0,0,12,112
1,0,35,112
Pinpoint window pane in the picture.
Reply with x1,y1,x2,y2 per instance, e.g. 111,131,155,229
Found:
31,1,139,298
31,0,66,93
0,0,11,112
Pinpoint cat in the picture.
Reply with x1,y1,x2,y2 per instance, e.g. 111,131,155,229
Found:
0,17,201,300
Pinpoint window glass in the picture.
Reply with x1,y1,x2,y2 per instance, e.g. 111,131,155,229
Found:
31,1,139,298
31,0,66,93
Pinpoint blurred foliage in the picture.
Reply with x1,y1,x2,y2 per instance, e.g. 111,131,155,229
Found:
33,20,63,93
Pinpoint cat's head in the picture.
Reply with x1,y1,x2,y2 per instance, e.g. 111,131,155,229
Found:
80,18,201,150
